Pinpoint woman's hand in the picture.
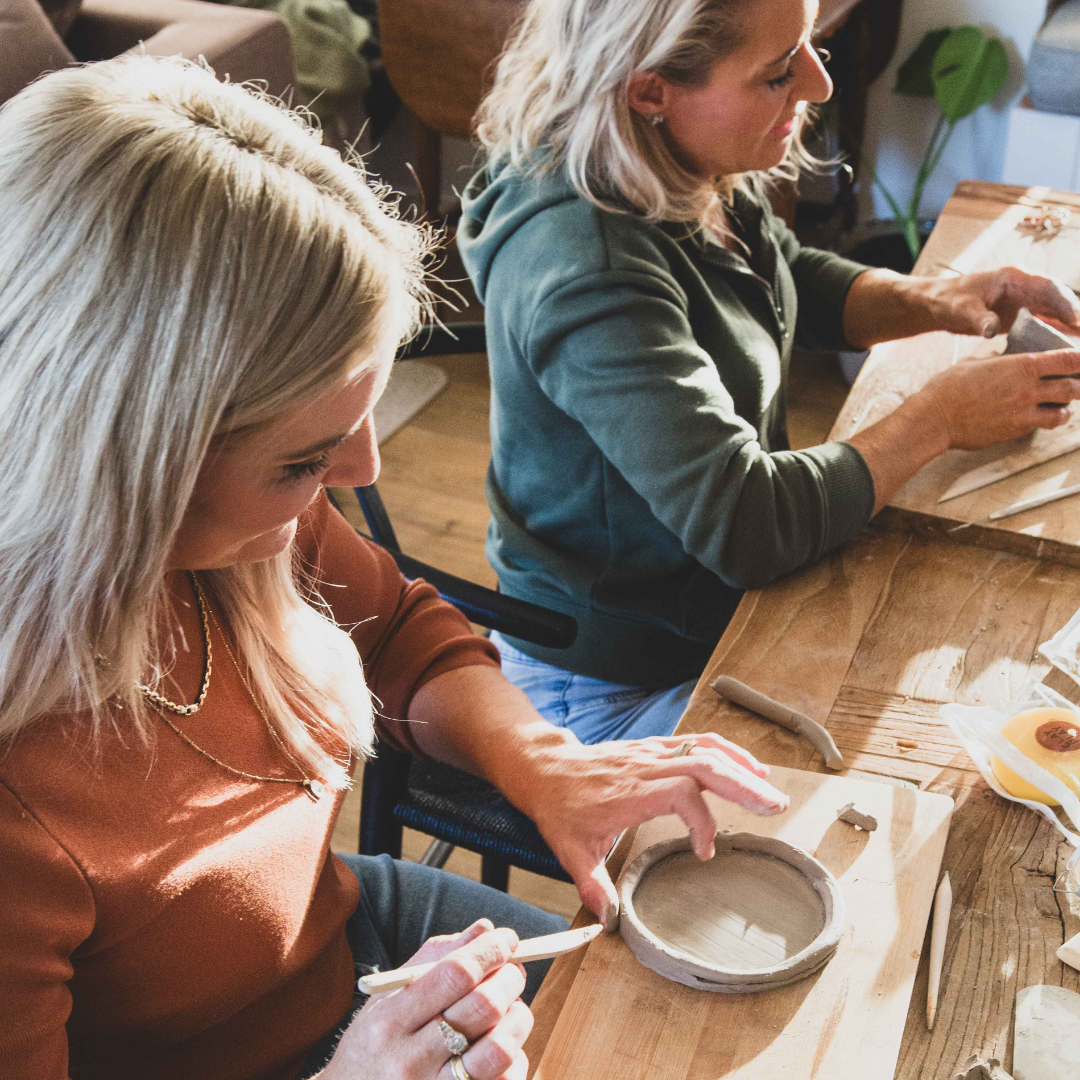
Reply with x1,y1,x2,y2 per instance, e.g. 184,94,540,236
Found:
322,920,531,1080
847,347,1080,513
919,348,1080,450
499,729,789,930
843,266,1080,349
408,667,790,931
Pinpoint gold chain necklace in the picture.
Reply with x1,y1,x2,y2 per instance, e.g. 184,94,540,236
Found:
137,571,212,716
142,573,325,802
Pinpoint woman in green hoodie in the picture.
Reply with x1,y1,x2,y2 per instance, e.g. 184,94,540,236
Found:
458,0,1080,741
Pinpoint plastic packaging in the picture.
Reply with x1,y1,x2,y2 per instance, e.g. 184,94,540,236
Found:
942,682,1080,892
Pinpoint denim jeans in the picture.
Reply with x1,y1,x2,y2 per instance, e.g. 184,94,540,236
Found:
491,632,696,742
299,854,568,1076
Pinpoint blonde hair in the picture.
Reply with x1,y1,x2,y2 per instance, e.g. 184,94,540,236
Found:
0,56,432,786
476,0,815,231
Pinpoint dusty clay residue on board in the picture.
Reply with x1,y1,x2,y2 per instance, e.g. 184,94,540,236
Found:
631,849,825,971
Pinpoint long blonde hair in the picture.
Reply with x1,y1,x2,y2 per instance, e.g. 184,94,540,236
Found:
476,0,815,231
0,57,431,786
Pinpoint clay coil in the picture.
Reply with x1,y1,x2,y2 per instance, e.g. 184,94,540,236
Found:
618,832,846,993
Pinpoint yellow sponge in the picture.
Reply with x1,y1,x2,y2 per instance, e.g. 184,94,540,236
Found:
989,707,1080,807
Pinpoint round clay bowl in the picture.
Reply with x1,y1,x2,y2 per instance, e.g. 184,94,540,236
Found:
618,832,846,993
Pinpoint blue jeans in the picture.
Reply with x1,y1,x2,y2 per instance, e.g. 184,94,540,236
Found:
491,632,695,741
300,854,567,1076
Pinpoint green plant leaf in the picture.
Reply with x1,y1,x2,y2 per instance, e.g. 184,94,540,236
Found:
895,28,951,97
931,26,1009,122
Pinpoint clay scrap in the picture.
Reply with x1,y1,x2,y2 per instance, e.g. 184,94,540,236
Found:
710,675,844,770
618,832,846,993
1058,929,1080,973
836,802,878,831
952,1057,1013,1080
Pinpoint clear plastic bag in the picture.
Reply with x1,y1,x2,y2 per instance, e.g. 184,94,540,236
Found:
942,682,1080,893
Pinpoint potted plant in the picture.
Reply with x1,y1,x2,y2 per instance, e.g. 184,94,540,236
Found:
847,25,1009,272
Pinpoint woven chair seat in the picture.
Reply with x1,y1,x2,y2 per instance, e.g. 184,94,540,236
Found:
393,759,572,882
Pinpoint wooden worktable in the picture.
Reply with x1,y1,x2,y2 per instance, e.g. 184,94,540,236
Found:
525,182,1080,1078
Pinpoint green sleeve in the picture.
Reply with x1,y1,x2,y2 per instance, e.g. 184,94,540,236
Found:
769,213,871,352
525,268,875,590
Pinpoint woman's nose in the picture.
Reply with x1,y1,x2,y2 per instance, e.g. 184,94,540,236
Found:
323,415,381,489
799,41,833,105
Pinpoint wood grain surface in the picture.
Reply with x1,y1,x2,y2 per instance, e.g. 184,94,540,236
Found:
535,768,952,1080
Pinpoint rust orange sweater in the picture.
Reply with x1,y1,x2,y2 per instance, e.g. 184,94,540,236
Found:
0,493,499,1080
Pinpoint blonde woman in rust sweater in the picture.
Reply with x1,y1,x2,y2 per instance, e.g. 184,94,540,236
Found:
0,57,789,1080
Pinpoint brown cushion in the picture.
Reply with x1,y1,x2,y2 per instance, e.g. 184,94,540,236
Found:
37,0,81,38
0,0,74,107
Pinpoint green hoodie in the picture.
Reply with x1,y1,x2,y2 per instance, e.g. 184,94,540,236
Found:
458,161,875,687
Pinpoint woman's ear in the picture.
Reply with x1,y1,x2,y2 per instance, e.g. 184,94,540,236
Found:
626,71,670,121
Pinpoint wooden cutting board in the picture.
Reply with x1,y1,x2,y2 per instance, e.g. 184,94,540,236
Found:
534,766,953,1080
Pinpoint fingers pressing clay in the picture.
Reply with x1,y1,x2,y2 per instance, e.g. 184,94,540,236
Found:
710,675,845,770
836,802,878,832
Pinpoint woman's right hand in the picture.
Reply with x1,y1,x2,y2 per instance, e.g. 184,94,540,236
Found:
918,348,1080,451
848,348,1080,515
320,919,532,1080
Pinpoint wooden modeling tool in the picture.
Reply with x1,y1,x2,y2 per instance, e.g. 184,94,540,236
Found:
926,871,952,1030
710,675,845,769
986,482,1080,521
357,924,603,995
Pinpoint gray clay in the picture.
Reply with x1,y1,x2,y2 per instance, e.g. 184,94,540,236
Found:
618,832,846,993
952,1056,1014,1080
710,675,845,770
836,802,878,831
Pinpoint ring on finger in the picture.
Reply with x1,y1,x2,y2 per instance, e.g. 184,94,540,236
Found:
449,1054,474,1080
669,739,696,758
437,1018,469,1056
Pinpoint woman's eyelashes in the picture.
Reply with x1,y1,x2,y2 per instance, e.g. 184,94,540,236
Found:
279,451,332,484
766,65,796,90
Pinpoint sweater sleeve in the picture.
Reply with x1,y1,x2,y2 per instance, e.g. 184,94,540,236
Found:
526,268,875,590
768,211,871,352
295,492,499,755
0,782,95,1080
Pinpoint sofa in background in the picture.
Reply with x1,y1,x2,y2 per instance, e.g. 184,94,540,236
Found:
0,0,296,110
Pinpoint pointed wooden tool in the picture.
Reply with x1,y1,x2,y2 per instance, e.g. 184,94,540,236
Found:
927,871,952,1030
357,923,603,995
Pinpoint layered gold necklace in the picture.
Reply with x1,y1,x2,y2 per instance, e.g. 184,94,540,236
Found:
137,573,326,802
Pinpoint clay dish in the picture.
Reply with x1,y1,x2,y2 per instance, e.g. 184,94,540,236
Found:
618,832,846,993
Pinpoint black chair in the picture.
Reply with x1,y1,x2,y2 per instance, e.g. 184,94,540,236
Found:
335,480,578,891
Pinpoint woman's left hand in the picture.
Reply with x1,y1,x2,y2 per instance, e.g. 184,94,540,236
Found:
843,266,1080,348
408,668,788,930
504,732,790,930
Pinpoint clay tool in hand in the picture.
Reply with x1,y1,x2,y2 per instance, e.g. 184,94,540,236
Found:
986,482,1080,521
357,923,603,995
926,871,952,1030
710,675,844,770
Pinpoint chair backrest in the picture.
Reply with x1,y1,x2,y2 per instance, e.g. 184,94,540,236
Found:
378,0,525,138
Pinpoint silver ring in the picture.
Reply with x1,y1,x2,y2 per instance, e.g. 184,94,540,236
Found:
437,1018,469,1056
449,1054,474,1080
669,739,696,758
